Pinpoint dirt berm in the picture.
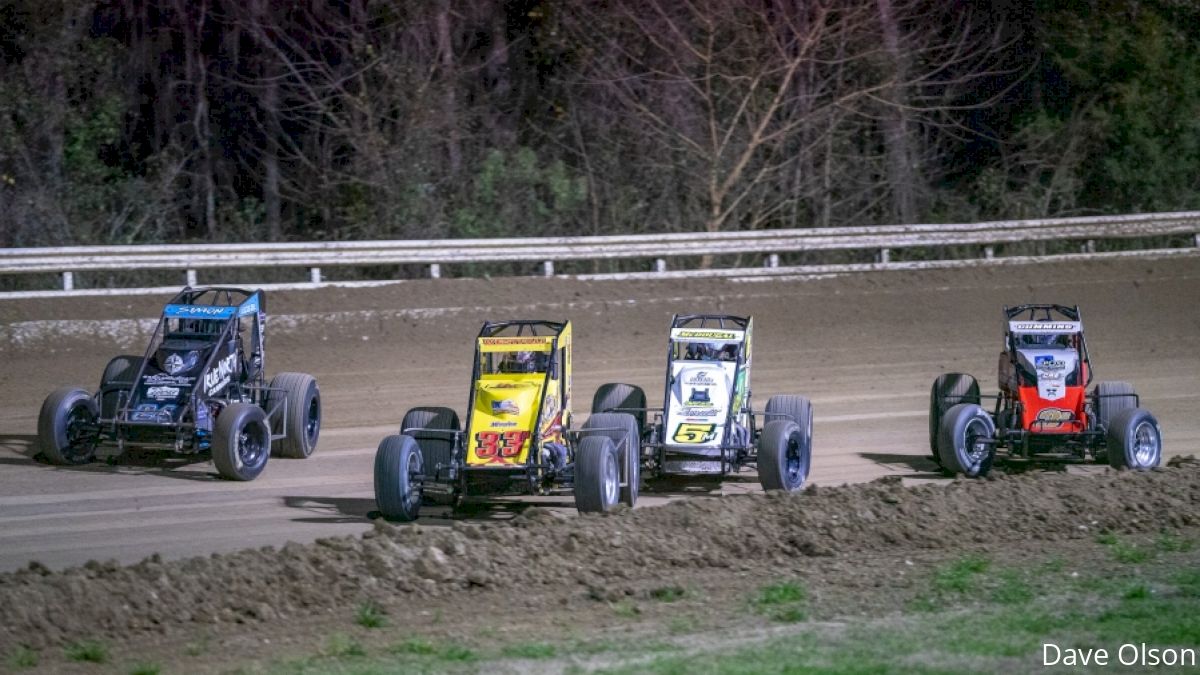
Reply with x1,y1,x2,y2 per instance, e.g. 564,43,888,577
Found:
3,459,1198,653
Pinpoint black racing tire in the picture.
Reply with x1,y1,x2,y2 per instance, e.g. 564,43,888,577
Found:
928,374,980,461
211,403,271,481
591,383,646,437
764,394,811,427
400,406,461,476
1106,408,1162,471
374,434,424,521
38,387,99,465
99,355,143,419
936,403,996,478
583,412,640,507
573,435,620,513
757,419,811,492
266,372,321,458
1093,381,1137,432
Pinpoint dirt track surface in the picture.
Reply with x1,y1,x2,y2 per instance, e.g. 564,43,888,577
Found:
0,256,1199,578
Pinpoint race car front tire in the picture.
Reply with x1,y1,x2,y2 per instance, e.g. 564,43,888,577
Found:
266,372,321,458
591,383,646,437
574,435,620,513
98,355,143,419
400,406,461,479
1106,408,1162,471
936,403,995,478
38,386,99,465
929,373,980,464
582,412,640,507
212,403,271,481
757,419,810,492
374,434,424,521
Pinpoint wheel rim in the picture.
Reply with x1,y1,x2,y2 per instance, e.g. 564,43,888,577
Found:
783,431,804,486
603,452,618,505
63,402,95,460
405,451,423,510
1131,420,1160,466
964,418,990,468
238,422,267,470
305,393,321,443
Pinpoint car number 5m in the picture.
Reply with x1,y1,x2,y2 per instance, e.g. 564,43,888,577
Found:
672,423,716,444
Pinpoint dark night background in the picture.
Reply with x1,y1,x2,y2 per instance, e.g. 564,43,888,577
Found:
1,0,1197,248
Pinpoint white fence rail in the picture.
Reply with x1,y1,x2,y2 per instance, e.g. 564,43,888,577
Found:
2,211,1198,296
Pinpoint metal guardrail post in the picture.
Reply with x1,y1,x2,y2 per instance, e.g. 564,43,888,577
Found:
309,267,321,283
62,271,74,291
766,254,779,268
429,263,441,279
984,246,995,259
879,248,891,264
543,261,554,277
655,258,666,273
186,269,197,286
1195,233,1199,247
1085,240,1096,253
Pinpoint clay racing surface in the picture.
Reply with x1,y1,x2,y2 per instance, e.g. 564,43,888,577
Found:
0,257,1198,669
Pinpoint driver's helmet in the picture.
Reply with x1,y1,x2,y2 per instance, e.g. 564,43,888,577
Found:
1020,333,1070,348
686,342,716,360
512,351,546,372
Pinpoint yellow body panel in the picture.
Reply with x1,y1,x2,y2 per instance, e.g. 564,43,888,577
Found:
466,324,572,466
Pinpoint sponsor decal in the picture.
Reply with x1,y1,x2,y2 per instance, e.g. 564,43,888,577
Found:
474,430,530,459
147,386,180,400
164,353,186,375
683,372,717,386
1035,355,1067,371
1036,408,1074,428
1010,321,1080,334
481,337,553,346
686,387,714,406
237,298,260,316
203,353,237,396
164,304,236,319
492,399,520,416
678,407,720,418
143,373,193,386
490,421,518,428
675,330,739,340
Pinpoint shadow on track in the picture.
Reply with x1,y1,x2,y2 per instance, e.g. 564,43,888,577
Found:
0,433,222,481
857,451,943,477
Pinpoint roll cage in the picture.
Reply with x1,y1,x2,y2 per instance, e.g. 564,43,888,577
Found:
1002,303,1092,388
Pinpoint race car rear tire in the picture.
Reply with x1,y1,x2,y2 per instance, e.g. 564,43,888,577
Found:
591,383,646,437
266,372,321,459
1093,381,1137,432
929,374,980,463
764,394,811,426
1106,408,1161,471
583,412,640,507
400,406,461,478
574,436,620,514
99,355,143,419
757,419,810,492
38,387,99,465
936,403,995,478
212,403,271,481
374,434,424,521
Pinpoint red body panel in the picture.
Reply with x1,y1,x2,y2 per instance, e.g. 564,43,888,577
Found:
1018,386,1087,433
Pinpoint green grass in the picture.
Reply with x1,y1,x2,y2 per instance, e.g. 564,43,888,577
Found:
323,633,366,658
752,580,808,622
612,600,641,618
354,600,387,629
129,664,162,675
1096,533,1153,563
65,639,109,664
7,645,38,669
386,638,476,662
1157,531,1194,553
501,642,558,659
932,554,990,593
649,585,687,602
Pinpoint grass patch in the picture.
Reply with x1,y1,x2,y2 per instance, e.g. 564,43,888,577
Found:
501,642,557,659
129,664,162,675
612,600,641,618
1174,568,1200,597
649,585,687,602
354,600,387,629
323,633,366,658
1096,533,1153,563
65,640,108,664
387,638,476,662
7,645,37,669
989,569,1034,605
1123,583,1152,600
752,580,808,622
932,554,990,593
1157,531,1194,553
389,638,438,656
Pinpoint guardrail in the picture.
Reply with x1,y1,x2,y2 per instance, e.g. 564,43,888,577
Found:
2,211,1198,296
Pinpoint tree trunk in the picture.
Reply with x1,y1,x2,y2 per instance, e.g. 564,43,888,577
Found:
436,0,462,176
876,0,919,225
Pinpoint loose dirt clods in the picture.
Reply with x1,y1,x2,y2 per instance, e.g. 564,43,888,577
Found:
2,460,1198,653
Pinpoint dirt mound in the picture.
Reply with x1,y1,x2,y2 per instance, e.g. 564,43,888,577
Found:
3,464,1199,651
